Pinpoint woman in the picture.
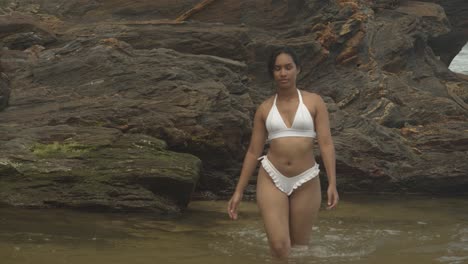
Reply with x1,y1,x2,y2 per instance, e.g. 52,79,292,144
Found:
227,46,339,259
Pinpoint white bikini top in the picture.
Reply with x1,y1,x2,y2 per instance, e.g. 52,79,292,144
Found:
265,89,316,141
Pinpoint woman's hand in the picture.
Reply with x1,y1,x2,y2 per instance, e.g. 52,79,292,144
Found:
327,185,339,210
227,191,243,220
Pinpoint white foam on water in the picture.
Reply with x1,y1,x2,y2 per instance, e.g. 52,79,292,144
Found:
209,227,270,258
447,226,468,252
449,42,468,74
453,227,468,243
382,229,402,235
210,225,379,261
436,256,468,264
308,244,377,258
209,219,467,263
432,225,468,264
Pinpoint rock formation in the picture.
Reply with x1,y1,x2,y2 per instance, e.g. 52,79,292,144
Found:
421,0,468,66
0,0,467,214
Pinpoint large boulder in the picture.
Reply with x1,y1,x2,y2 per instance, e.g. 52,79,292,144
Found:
0,127,201,213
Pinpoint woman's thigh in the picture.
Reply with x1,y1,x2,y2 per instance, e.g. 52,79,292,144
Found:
256,166,290,246
289,176,321,245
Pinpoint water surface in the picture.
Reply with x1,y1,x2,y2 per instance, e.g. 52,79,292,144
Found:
1,195,467,264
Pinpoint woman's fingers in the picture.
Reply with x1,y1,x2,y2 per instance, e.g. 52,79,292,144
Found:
228,193,243,220
231,209,238,220
231,201,238,220
326,191,339,210
227,199,239,220
228,200,234,219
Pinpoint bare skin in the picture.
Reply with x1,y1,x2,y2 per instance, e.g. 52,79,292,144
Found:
227,53,339,259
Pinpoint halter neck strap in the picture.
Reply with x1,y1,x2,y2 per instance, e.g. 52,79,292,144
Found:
274,89,302,105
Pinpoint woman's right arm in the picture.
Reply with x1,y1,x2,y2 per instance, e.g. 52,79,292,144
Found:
228,103,267,219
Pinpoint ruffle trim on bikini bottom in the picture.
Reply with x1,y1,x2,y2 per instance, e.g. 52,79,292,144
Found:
260,157,287,194
259,156,320,196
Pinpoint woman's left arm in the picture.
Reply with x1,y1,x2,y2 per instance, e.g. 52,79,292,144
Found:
313,94,339,209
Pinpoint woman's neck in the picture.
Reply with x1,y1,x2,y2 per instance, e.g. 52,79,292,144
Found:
276,86,297,100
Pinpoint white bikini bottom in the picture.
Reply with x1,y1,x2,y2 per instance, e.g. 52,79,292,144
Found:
258,155,320,196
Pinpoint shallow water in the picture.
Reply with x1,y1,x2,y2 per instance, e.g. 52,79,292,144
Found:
1,195,467,264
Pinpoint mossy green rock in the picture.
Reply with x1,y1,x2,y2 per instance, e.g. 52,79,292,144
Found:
0,125,201,214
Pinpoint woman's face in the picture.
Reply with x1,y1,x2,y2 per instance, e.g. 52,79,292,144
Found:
273,53,300,88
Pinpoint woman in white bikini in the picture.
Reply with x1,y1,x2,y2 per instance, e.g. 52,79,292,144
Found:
227,46,339,259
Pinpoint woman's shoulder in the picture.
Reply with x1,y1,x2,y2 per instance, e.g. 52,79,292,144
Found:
301,90,325,104
258,95,275,111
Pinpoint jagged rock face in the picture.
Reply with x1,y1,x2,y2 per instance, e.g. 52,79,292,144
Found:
0,11,253,212
0,0,467,214
421,0,468,66
0,73,8,111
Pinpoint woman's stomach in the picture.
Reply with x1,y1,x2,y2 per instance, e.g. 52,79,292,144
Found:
266,137,317,177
